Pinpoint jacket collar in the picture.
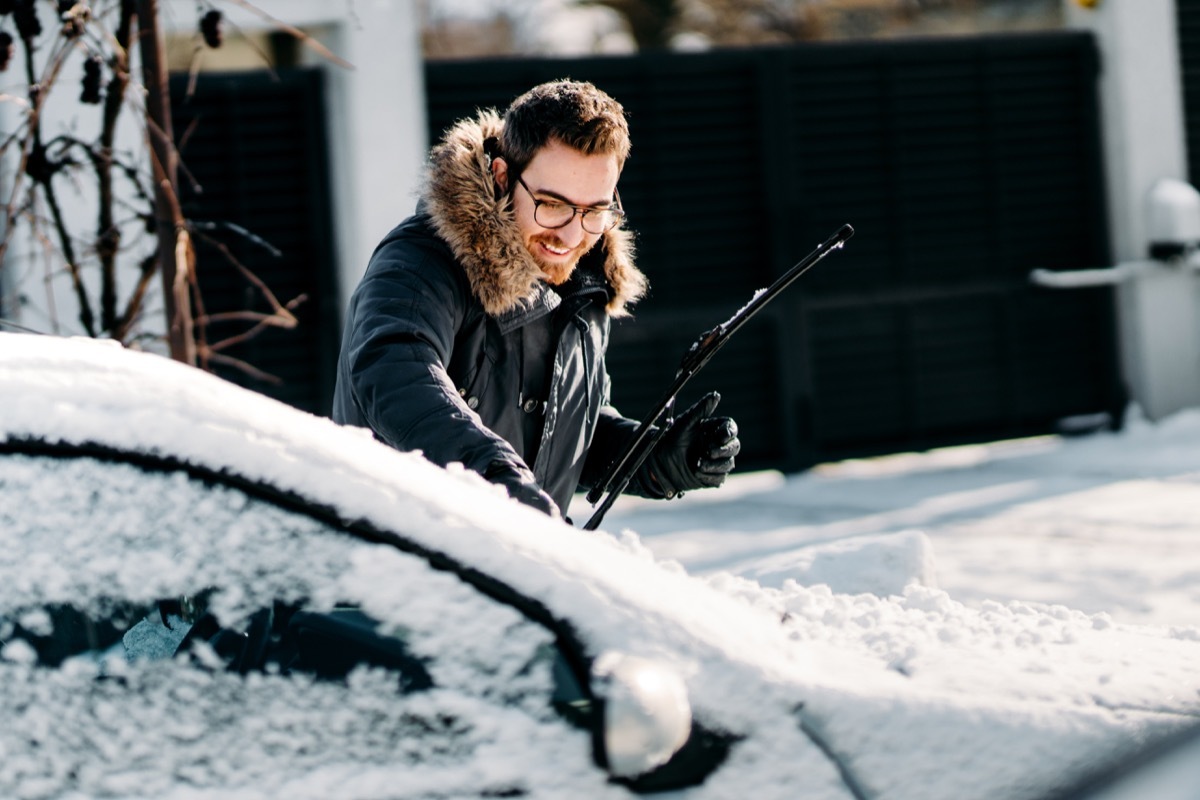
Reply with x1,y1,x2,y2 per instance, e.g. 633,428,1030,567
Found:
423,110,646,318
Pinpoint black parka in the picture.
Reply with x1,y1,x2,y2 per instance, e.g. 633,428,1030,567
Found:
332,111,649,515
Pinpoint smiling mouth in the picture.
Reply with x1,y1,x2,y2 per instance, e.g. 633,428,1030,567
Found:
539,241,571,257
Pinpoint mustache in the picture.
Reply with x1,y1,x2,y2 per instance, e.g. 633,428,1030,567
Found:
531,233,571,250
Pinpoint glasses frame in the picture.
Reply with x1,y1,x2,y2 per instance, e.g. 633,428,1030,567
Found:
514,175,625,235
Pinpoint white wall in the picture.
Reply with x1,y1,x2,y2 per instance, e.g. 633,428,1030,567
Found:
1,0,426,337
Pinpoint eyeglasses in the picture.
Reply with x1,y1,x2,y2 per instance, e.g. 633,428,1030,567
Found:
515,175,625,234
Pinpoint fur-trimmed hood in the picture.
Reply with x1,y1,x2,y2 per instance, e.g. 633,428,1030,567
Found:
423,110,646,318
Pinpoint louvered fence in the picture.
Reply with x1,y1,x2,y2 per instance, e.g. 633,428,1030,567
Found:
170,69,339,415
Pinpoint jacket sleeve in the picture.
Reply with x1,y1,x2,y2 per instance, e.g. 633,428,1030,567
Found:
338,236,533,483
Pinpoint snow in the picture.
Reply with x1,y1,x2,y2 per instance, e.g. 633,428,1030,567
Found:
2,332,1200,798
589,408,1200,629
577,407,1200,794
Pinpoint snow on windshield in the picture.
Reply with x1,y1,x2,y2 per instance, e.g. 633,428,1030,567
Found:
0,452,622,799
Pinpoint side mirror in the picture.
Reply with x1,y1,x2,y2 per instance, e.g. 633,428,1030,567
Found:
593,652,692,778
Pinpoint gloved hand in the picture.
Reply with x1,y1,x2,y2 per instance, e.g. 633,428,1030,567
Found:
645,391,740,499
484,461,561,518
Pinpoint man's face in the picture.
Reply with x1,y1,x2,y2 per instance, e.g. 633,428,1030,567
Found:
495,139,620,286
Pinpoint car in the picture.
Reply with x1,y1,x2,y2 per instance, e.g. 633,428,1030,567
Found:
1048,720,1200,800
1,331,1198,800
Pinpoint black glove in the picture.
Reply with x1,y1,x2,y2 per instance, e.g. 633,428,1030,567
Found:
484,462,561,518
644,391,740,499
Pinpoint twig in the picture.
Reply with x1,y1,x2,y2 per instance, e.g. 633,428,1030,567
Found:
190,220,282,257
204,305,301,353
96,0,138,333
215,12,280,79
0,318,49,334
185,43,203,98
189,244,212,369
29,210,63,334
20,38,99,336
112,252,158,342
176,114,200,156
217,0,355,69
202,349,283,384
189,228,293,319
138,0,196,363
199,294,305,330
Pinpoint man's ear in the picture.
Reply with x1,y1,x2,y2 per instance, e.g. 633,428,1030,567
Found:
491,156,509,194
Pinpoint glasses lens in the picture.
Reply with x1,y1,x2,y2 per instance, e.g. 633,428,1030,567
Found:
534,202,575,229
581,209,621,234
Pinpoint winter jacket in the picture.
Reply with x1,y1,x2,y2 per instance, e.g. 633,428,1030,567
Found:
332,111,649,515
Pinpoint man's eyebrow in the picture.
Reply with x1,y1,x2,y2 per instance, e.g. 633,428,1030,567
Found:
530,184,615,209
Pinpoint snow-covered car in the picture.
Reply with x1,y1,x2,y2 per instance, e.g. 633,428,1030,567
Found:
1,331,1198,800
1050,720,1200,800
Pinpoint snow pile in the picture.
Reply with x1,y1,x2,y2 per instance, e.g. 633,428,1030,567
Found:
603,408,1200,628
734,528,938,595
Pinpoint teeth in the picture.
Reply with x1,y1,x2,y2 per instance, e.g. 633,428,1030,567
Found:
543,244,569,255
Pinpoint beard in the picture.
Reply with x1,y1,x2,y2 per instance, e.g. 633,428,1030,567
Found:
527,232,585,286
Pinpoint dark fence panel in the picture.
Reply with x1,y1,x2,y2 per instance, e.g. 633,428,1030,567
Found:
1179,0,1200,187
170,68,339,415
427,33,1122,471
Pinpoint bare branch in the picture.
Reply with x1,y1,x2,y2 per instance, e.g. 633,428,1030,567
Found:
185,43,203,99
202,290,308,360
189,228,293,321
112,252,158,343
217,0,356,69
2,0,319,382
190,220,282,257
0,318,49,334
20,31,100,336
202,349,283,384
199,295,305,330
138,0,195,363
29,210,63,335
96,0,138,333
0,38,73,290
213,13,281,78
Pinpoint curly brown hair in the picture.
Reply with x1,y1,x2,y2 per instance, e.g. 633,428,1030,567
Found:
498,79,631,178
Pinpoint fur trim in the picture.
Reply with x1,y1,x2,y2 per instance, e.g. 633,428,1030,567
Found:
424,111,645,318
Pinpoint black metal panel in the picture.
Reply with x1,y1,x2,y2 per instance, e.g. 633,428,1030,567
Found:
1179,0,1200,185
426,33,1121,471
781,34,1118,463
169,69,338,415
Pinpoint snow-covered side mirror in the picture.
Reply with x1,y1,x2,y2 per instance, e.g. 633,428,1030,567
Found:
593,652,692,778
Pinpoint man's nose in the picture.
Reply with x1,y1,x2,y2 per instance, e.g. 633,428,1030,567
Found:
557,214,587,247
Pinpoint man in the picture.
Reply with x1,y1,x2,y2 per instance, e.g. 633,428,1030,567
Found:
332,79,739,521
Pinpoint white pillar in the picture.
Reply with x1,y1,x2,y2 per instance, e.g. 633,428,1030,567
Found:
1064,0,1200,420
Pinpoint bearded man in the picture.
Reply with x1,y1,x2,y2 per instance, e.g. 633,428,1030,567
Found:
333,80,740,521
